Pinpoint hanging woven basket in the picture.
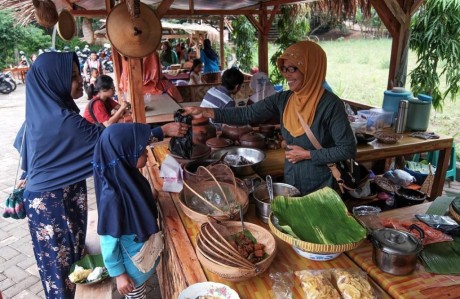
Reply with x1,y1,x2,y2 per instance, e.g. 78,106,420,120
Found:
33,0,59,28
82,18,95,44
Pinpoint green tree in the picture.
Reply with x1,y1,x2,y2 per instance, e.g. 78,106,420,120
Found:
0,10,51,68
409,0,460,110
231,16,256,73
270,4,310,84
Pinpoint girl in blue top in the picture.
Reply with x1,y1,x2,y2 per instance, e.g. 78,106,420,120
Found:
93,123,163,298
200,38,220,83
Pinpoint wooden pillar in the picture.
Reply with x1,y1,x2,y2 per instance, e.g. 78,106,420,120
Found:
371,0,423,89
127,58,146,123
219,16,225,69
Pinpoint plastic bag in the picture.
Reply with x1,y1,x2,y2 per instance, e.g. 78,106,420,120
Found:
169,109,192,159
270,270,293,299
415,214,460,236
295,269,376,299
381,218,453,244
159,155,183,192
383,169,415,187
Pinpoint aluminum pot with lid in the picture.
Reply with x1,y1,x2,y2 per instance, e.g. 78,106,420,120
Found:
371,225,424,276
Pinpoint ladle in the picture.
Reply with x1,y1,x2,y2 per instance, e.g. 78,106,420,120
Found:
239,204,245,233
266,175,274,203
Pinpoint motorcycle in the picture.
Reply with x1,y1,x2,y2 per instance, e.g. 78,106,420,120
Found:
2,71,20,92
0,73,14,94
101,58,113,73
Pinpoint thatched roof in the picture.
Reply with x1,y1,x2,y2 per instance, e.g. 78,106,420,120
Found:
0,0,373,26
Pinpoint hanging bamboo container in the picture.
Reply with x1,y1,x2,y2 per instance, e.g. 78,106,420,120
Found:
82,18,95,44
33,0,59,28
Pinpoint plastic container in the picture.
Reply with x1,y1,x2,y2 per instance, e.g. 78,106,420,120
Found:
358,109,394,131
406,98,431,131
383,88,412,118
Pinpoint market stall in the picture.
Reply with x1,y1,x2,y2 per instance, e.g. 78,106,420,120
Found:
146,140,459,298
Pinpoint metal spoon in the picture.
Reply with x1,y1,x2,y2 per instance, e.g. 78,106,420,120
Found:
266,175,274,203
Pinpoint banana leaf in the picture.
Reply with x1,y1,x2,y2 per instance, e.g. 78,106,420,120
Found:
419,196,460,274
271,187,366,245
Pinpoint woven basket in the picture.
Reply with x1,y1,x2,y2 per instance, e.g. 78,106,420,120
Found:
33,0,58,28
178,182,249,224
268,213,364,254
449,205,460,223
196,221,277,282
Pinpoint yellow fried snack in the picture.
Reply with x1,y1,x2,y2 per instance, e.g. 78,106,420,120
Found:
69,265,93,283
331,269,374,299
295,270,341,299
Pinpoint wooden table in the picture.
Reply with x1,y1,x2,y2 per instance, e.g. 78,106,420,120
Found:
356,130,453,199
145,94,203,124
163,70,190,81
145,93,182,123
346,203,460,298
146,145,390,299
258,130,453,200
3,67,29,83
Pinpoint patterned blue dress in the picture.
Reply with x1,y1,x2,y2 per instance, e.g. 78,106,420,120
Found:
24,180,87,299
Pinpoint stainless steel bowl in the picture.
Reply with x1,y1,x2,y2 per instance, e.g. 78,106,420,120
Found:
210,146,266,176
253,183,300,223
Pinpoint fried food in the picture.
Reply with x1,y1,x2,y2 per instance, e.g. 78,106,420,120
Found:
331,269,374,299
69,265,93,283
295,270,341,299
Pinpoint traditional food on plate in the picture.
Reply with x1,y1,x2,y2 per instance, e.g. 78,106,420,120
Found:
229,231,267,264
69,265,106,283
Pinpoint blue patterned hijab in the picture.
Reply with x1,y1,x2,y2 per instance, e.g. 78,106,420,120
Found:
93,123,159,243
17,52,102,192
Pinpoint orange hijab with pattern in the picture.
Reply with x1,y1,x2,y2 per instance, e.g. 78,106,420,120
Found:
277,41,327,137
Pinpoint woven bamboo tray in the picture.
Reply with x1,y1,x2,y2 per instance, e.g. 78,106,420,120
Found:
178,182,249,224
268,213,364,254
449,205,460,223
196,221,277,282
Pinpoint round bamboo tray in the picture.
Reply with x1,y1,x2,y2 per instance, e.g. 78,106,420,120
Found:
178,182,249,224
268,213,364,254
196,221,277,282
449,205,460,223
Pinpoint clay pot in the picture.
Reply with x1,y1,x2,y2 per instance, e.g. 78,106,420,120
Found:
239,132,266,149
221,124,253,141
259,124,276,138
206,135,233,152
170,143,211,164
192,117,216,145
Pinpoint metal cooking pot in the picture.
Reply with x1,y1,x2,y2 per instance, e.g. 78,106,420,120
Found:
253,183,300,223
371,225,424,276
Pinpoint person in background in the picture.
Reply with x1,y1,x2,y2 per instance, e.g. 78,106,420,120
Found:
18,51,30,67
84,75,128,126
83,51,105,82
185,41,356,195
200,38,220,83
89,67,99,86
15,52,104,298
188,59,205,85
93,124,163,299
200,67,244,109
159,41,178,68
29,54,38,66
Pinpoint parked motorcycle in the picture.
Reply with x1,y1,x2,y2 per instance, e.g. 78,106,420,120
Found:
101,58,113,73
0,73,14,94
2,71,20,92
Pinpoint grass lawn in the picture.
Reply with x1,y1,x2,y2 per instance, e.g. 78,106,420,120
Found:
266,38,459,153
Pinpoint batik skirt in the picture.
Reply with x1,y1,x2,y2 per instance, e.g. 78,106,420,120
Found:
24,180,87,299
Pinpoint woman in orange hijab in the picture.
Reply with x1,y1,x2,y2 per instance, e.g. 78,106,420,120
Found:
183,41,356,195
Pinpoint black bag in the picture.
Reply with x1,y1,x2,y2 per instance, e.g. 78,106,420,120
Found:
335,159,369,190
169,110,192,159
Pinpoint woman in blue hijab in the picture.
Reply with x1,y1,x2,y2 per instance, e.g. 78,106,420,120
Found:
93,123,161,298
18,52,103,299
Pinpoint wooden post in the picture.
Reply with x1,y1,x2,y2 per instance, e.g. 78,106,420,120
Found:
127,58,146,123
220,16,225,69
